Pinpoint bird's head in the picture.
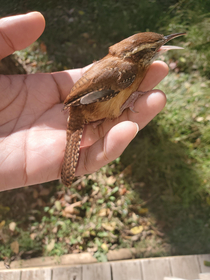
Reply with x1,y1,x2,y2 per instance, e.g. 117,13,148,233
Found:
109,32,186,66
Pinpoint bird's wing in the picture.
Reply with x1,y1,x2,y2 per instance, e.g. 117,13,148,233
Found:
64,58,138,107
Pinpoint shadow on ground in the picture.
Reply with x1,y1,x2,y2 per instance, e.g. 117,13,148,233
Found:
121,120,210,256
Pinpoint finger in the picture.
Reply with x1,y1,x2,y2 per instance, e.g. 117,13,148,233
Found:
0,12,45,59
127,90,166,128
76,121,138,175
51,63,93,102
139,60,169,91
51,68,84,101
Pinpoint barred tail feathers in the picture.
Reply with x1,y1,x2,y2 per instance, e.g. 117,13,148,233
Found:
61,126,84,186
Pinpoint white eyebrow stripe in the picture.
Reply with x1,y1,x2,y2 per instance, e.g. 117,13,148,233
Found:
124,43,155,58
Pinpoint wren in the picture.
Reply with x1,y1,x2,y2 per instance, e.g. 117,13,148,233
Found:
61,31,185,186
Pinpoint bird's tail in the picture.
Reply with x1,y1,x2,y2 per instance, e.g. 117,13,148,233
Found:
61,108,84,187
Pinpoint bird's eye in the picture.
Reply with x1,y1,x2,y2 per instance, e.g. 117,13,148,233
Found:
150,47,156,51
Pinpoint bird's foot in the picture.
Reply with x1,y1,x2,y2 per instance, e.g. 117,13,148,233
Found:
120,91,148,114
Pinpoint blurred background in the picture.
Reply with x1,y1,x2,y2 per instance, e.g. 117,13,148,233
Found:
0,0,210,264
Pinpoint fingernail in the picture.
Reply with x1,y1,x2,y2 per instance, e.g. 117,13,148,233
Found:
134,122,139,136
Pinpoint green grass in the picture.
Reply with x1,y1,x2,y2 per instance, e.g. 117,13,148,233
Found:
1,0,210,262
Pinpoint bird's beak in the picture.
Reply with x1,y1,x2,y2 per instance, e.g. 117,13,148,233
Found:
158,32,186,53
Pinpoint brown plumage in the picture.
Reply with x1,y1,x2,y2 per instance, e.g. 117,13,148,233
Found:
61,32,185,186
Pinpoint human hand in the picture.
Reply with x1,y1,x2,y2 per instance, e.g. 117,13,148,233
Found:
0,12,168,190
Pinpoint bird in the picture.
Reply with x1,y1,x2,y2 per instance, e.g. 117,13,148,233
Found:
61,31,186,186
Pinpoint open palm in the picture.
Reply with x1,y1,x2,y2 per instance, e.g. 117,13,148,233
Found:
0,12,168,190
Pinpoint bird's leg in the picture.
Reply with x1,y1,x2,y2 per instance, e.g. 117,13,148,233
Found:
91,119,105,128
120,91,148,114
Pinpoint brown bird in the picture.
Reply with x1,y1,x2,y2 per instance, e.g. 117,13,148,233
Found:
61,31,185,186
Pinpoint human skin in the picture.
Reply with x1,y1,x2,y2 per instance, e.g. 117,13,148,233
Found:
0,12,168,190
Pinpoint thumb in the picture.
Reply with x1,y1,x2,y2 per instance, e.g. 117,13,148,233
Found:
0,12,45,60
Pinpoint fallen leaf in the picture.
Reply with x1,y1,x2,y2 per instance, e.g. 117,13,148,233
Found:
88,222,96,229
0,220,5,229
201,82,207,88
55,201,61,211
10,241,19,254
30,233,37,240
119,187,127,195
40,42,47,53
110,186,119,195
98,208,110,217
116,199,122,206
72,249,80,254
194,138,201,146
64,194,71,203
81,196,89,204
90,230,96,236
123,235,133,240
82,32,90,39
28,216,36,221
39,188,50,196
120,164,132,176
91,186,100,197
61,212,81,219
87,246,98,253
46,239,55,252
101,243,108,252
184,82,191,89
64,237,70,243
9,222,16,232
132,213,138,221
78,10,85,15
37,198,45,207
102,222,116,231
52,226,58,234
31,61,37,67
31,202,38,209
33,189,38,199
169,61,177,70
206,196,210,206
63,201,82,216
0,205,10,213
196,116,204,122
130,226,143,235
0,229,9,243
107,176,116,185
82,230,90,238
131,234,141,241
139,208,148,215
57,221,65,227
